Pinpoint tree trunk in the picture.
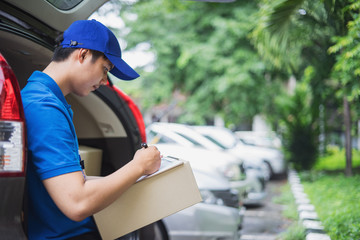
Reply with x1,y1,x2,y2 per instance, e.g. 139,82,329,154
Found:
343,97,352,176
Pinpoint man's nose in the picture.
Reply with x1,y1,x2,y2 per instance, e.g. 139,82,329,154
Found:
101,74,108,85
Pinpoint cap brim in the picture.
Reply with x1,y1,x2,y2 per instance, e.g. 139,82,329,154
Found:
107,54,140,81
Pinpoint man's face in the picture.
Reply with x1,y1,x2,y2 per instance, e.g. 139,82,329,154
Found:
72,50,114,96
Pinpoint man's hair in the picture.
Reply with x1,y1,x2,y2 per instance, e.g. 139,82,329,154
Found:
52,33,106,62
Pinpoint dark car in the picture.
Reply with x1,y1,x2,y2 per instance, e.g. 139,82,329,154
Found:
0,0,150,238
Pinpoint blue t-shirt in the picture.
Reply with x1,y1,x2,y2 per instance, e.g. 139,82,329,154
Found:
21,71,97,239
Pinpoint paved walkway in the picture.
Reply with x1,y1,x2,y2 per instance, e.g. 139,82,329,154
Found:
240,179,292,240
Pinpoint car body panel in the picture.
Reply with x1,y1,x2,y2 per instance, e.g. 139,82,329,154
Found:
3,0,108,32
0,177,27,239
193,125,287,176
148,122,224,151
0,51,27,239
155,143,251,204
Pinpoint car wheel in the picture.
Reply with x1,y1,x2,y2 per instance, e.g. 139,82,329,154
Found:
137,221,168,240
261,161,272,181
115,231,140,240
153,221,169,240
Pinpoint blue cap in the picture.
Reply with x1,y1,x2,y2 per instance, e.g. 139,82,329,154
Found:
61,19,139,81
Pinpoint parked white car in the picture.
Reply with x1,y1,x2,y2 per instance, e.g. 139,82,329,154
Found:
193,125,287,179
150,140,266,206
147,122,285,180
147,123,268,179
155,143,247,199
235,131,282,149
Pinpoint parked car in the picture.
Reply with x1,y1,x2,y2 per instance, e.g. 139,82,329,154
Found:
193,125,287,179
146,122,284,180
162,167,245,240
147,122,271,180
0,0,245,239
155,143,247,196
151,141,266,206
235,131,282,149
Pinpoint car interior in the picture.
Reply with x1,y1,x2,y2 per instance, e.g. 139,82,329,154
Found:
0,2,142,176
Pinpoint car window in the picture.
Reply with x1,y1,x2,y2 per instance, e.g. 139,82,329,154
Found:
175,132,204,147
147,130,177,145
203,135,228,150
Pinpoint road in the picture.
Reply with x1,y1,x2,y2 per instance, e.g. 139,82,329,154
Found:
240,179,292,240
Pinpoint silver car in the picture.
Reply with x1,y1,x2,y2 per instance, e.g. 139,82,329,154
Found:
162,168,244,240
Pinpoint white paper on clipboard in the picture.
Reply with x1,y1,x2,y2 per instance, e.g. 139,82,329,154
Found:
137,156,184,182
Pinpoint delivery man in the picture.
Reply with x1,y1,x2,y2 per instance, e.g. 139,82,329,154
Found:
21,19,161,240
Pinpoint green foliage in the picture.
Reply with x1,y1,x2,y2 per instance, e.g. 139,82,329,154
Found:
328,1,360,102
250,0,306,72
273,77,318,170
314,145,360,170
302,174,360,240
118,0,279,125
278,223,306,240
107,0,360,172
251,0,360,171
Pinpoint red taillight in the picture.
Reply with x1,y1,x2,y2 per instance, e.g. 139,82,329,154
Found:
0,53,26,177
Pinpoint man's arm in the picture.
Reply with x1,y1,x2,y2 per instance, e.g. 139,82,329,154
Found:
43,146,161,222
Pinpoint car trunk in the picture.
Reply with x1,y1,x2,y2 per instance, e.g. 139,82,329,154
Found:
0,3,146,237
68,85,142,176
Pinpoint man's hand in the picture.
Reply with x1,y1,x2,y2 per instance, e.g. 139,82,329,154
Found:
132,145,161,175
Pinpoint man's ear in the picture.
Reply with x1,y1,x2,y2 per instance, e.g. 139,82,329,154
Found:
78,48,90,63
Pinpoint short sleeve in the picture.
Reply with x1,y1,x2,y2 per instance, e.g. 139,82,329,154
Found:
25,98,81,180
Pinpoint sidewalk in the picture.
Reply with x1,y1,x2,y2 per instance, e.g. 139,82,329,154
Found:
240,179,292,240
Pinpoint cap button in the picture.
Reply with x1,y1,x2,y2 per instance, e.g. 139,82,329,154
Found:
70,40,78,46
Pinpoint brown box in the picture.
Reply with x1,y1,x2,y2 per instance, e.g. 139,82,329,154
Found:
93,160,202,240
79,145,103,176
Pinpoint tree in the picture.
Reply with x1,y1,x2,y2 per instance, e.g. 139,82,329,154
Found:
251,0,360,174
117,0,280,127
327,1,360,176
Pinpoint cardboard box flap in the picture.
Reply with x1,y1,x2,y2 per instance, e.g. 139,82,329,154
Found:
94,160,202,240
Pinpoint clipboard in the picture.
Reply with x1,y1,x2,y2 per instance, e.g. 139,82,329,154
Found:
137,156,184,182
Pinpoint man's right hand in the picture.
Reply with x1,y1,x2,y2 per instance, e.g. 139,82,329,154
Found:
133,145,161,175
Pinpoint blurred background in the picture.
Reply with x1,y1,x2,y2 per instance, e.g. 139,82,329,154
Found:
92,0,360,175
90,1,360,239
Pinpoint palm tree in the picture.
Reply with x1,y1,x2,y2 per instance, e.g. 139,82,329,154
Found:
251,0,355,175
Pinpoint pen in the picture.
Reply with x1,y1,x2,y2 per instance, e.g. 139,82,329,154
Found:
141,143,148,148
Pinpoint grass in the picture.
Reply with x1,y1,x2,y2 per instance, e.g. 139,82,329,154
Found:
272,183,298,220
272,183,306,240
278,223,306,240
314,146,360,171
299,146,360,239
301,173,360,240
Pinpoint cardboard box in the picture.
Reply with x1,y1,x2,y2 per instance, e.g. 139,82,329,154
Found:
79,145,103,176
93,160,202,240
